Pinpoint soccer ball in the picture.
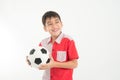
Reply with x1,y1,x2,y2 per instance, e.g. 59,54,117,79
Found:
27,46,50,68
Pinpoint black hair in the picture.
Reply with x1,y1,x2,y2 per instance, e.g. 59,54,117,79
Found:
42,11,61,26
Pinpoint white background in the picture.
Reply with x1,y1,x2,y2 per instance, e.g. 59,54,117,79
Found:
0,0,120,80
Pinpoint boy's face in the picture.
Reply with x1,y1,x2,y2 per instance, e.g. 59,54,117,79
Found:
44,17,63,37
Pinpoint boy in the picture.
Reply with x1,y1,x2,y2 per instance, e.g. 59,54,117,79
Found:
27,11,79,80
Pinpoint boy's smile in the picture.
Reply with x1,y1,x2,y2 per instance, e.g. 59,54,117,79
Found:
44,17,63,39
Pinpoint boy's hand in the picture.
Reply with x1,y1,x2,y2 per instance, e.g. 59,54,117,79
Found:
26,56,31,66
38,54,55,70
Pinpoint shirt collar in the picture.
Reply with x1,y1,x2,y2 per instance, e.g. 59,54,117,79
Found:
47,32,64,44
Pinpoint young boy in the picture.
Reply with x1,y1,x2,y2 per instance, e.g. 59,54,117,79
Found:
27,11,79,80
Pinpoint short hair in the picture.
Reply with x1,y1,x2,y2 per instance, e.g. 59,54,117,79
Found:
42,11,61,26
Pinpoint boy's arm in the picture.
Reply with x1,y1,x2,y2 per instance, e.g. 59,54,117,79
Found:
38,56,78,70
51,59,78,69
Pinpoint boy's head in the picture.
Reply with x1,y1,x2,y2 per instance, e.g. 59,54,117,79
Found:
42,11,61,26
42,11,63,37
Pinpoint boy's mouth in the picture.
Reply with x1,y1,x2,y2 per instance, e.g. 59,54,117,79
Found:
51,29,59,33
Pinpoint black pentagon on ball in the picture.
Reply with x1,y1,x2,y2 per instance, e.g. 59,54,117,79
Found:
46,58,50,63
29,49,35,55
34,58,42,65
41,48,47,54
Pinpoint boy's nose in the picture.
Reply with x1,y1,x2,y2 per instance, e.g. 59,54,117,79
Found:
52,24,58,28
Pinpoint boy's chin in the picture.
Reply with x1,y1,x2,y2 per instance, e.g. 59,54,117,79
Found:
51,33,60,37
51,31,61,35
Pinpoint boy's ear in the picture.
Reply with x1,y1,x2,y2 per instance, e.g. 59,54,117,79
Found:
44,26,47,32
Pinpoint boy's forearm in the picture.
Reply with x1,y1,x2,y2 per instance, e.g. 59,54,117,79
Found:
52,59,78,69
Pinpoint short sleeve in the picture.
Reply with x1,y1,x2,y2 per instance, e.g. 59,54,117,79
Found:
68,40,79,60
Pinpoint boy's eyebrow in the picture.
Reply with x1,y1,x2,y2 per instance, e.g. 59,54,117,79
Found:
45,21,52,26
46,22,51,24
55,18,60,21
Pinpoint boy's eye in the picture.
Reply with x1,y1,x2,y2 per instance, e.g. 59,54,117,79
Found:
48,23,52,25
56,21,59,23
46,23,52,26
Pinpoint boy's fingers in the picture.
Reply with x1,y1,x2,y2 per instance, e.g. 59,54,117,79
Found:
26,56,31,65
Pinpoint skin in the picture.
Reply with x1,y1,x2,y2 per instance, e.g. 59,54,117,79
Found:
38,17,78,70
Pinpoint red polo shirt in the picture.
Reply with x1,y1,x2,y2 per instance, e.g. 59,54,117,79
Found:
39,33,79,80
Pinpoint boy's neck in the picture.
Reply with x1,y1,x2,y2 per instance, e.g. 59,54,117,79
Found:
51,36,58,44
